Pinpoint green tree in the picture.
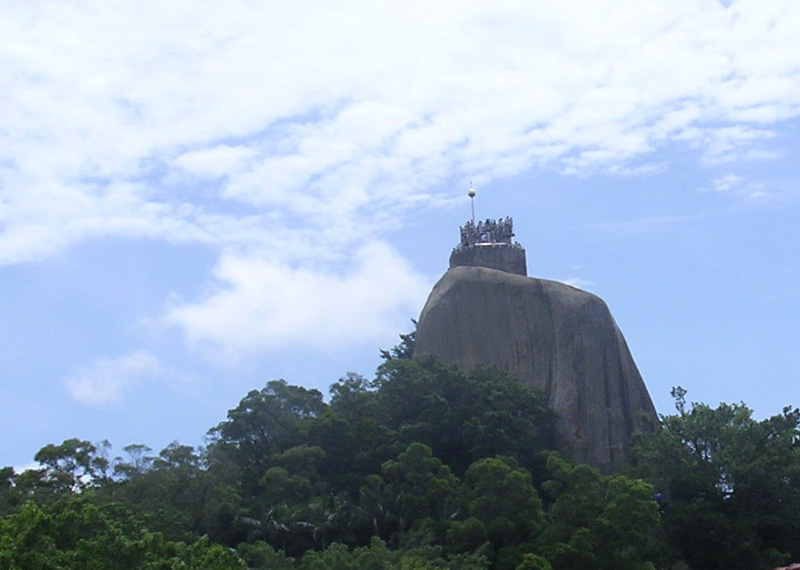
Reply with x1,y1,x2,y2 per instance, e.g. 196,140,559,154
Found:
354,446,464,550
516,553,552,570
312,373,396,493
0,467,22,516
102,442,239,544
33,438,110,493
374,359,554,477
0,496,246,569
381,443,460,525
112,443,155,480
237,540,296,569
631,394,800,570
246,445,345,555
460,456,544,567
298,536,490,570
209,380,326,495
379,320,417,361
537,454,659,570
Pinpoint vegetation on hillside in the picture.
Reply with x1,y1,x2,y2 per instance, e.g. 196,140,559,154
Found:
2,344,799,569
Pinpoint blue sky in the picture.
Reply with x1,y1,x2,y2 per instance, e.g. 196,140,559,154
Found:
2,0,799,469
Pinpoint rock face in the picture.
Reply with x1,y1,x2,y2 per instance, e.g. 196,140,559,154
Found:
415,263,658,472
449,243,527,276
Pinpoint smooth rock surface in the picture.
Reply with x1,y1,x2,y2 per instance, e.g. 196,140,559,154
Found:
449,243,527,276
415,265,658,472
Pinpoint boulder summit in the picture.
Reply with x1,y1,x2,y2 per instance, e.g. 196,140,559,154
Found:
415,215,657,472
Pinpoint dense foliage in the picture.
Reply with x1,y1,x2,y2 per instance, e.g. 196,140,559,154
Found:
2,347,799,569
630,388,800,570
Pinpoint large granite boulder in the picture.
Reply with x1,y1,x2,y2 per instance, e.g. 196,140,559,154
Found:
415,264,658,472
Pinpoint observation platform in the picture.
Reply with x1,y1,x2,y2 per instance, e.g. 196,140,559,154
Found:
449,218,527,276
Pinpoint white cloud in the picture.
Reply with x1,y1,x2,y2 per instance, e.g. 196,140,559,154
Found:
1,1,798,247
698,173,786,202
563,276,595,290
2,0,800,353
175,145,256,178
164,241,430,358
700,126,776,163
711,174,742,192
66,351,164,406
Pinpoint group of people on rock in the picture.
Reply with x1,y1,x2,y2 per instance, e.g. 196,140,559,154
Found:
458,217,514,247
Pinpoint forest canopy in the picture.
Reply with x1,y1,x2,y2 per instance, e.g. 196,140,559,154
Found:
2,353,799,570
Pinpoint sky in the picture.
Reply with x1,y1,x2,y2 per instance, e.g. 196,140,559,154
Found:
2,0,800,469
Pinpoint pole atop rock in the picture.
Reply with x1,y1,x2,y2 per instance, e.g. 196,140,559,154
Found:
468,183,476,226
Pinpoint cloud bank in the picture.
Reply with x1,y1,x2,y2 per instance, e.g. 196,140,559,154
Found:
67,351,164,406
3,0,799,355
164,242,430,357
